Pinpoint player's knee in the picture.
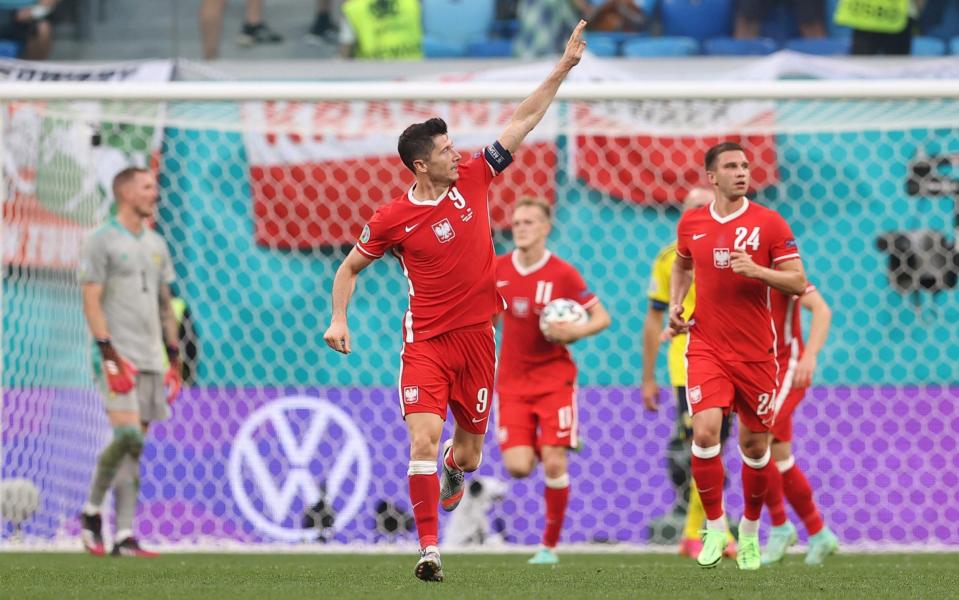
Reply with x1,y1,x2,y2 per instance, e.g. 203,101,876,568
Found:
542,459,566,480
692,429,720,449
506,464,533,478
738,443,771,468
114,426,144,458
408,436,438,461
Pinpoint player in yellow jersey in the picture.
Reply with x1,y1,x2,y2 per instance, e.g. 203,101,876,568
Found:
641,187,735,558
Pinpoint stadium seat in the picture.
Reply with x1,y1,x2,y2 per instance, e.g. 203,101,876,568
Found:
784,37,850,55
585,36,620,58
703,37,778,56
951,36,959,55
422,0,496,58
659,0,733,41
465,39,513,58
921,0,959,40
911,36,947,56
0,40,19,58
622,36,699,57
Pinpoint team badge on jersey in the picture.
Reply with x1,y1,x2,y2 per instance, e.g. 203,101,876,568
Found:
713,248,730,269
359,225,371,244
688,385,702,405
512,297,530,318
432,218,455,243
403,386,419,405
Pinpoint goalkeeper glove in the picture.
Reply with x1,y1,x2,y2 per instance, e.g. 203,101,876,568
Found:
96,339,137,394
164,344,183,405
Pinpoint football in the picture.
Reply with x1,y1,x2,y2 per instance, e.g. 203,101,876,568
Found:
539,298,589,336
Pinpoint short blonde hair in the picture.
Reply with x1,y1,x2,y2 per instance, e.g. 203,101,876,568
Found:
513,197,552,220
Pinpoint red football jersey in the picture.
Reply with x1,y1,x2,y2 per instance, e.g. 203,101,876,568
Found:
356,152,506,342
495,250,598,395
771,283,816,363
676,199,801,362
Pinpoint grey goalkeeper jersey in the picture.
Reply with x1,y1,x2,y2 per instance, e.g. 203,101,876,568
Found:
78,218,175,373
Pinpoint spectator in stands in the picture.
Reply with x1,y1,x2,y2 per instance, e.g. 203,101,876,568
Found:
306,0,339,45
586,0,647,34
835,0,924,55
339,0,422,60
514,0,589,58
199,0,283,60
735,0,827,39
0,0,58,60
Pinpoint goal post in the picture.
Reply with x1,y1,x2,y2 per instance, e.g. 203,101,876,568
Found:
2,81,958,549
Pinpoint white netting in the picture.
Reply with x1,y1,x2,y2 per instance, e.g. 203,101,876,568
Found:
2,84,958,549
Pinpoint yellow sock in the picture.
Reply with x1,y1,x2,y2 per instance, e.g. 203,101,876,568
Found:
683,480,706,540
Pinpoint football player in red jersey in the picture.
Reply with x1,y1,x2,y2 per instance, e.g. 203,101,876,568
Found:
323,22,587,582
495,198,611,565
762,283,839,566
668,141,808,570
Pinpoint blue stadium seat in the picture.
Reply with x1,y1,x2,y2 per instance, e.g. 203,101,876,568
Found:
703,37,778,56
465,39,513,58
422,0,496,58
0,40,19,58
622,36,699,57
912,35,946,56
659,0,733,41
585,36,620,58
784,37,850,55
951,36,959,55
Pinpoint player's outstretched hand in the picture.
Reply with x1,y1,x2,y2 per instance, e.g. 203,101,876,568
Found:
667,304,688,335
561,20,587,69
641,380,659,411
730,250,763,279
323,320,352,355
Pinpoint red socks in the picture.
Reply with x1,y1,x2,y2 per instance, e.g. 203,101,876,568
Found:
691,445,725,521
408,461,439,548
543,474,570,548
764,460,788,526
782,461,824,535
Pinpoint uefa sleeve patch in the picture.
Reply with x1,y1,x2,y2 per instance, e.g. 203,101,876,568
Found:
359,224,371,244
484,141,513,172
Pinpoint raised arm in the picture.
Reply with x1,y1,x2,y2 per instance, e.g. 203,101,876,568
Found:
497,20,587,154
323,247,375,354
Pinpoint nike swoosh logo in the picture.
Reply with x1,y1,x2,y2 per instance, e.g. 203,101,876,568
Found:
496,280,510,287
556,431,570,438
693,234,707,240
471,417,487,423
405,225,418,232
411,501,423,510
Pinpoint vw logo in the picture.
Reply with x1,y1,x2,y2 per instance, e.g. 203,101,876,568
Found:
228,395,371,541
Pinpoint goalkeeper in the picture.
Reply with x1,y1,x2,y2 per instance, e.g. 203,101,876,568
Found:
641,187,735,558
78,167,182,557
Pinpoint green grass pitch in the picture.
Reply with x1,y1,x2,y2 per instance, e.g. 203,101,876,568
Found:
2,552,957,599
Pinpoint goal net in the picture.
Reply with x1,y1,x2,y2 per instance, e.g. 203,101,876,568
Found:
3,83,958,550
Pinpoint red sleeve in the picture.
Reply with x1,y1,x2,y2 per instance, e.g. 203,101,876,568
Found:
675,212,692,259
567,265,598,310
768,212,801,266
355,205,394,259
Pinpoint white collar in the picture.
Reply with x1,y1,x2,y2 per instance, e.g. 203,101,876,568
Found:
511,249,552,276
407,183,448,206
709,198,750,224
